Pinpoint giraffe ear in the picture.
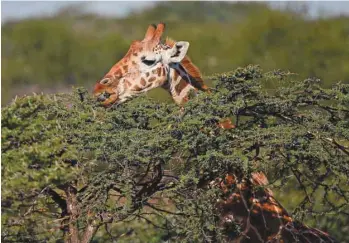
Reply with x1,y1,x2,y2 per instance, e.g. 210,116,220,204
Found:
167,41,189,63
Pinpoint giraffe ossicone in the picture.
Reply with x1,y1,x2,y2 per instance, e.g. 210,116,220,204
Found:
93,22,207,107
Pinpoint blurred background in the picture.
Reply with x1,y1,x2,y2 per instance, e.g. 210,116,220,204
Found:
2,1,349,105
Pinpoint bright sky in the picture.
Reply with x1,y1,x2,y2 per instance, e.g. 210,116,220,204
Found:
2,1,349,23
1,1,156,23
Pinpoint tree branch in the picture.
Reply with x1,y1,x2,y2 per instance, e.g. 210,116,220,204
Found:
80,220,100,243
65,185,79,243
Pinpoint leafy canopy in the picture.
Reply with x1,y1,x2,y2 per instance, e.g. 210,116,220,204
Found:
2,66,349,242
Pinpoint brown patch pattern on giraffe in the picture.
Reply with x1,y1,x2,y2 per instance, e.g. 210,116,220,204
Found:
140,78,146,86
113,69,122,78
149,77,156,83
144,83,152,88
173,69,179,81
157,67,162,77
175,78,189,95
132,85,142,92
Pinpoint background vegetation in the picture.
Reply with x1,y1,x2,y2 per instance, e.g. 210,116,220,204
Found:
2,2,349,242
2,2,349,104
2,66,349,242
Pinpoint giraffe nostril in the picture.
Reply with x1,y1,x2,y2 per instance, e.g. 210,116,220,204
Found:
100,78,111,85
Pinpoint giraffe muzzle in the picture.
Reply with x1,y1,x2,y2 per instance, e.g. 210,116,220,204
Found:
96,92,111,102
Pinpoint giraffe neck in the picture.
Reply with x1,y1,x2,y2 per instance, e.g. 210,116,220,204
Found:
215,173,336,242
164,63,208,104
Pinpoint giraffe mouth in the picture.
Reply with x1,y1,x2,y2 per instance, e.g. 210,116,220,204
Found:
95,91,119,107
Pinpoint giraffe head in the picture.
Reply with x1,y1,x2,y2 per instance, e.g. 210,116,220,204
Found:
93,23,206,107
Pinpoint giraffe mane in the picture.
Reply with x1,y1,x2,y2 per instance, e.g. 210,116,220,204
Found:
165,37,209,91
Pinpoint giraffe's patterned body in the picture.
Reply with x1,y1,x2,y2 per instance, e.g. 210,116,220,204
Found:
215,173,335,242
93,23,336,242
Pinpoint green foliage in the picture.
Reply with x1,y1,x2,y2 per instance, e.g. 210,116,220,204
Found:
1,17,128,104
2,66,349,242
2,2,349,104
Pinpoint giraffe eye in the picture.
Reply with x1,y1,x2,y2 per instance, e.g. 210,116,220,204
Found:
141,56,156,66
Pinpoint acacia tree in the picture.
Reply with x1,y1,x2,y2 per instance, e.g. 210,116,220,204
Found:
2,66,349,242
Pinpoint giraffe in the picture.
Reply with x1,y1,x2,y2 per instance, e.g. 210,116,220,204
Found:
93,23,336,242
93,23,208,107
214,173,336,243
